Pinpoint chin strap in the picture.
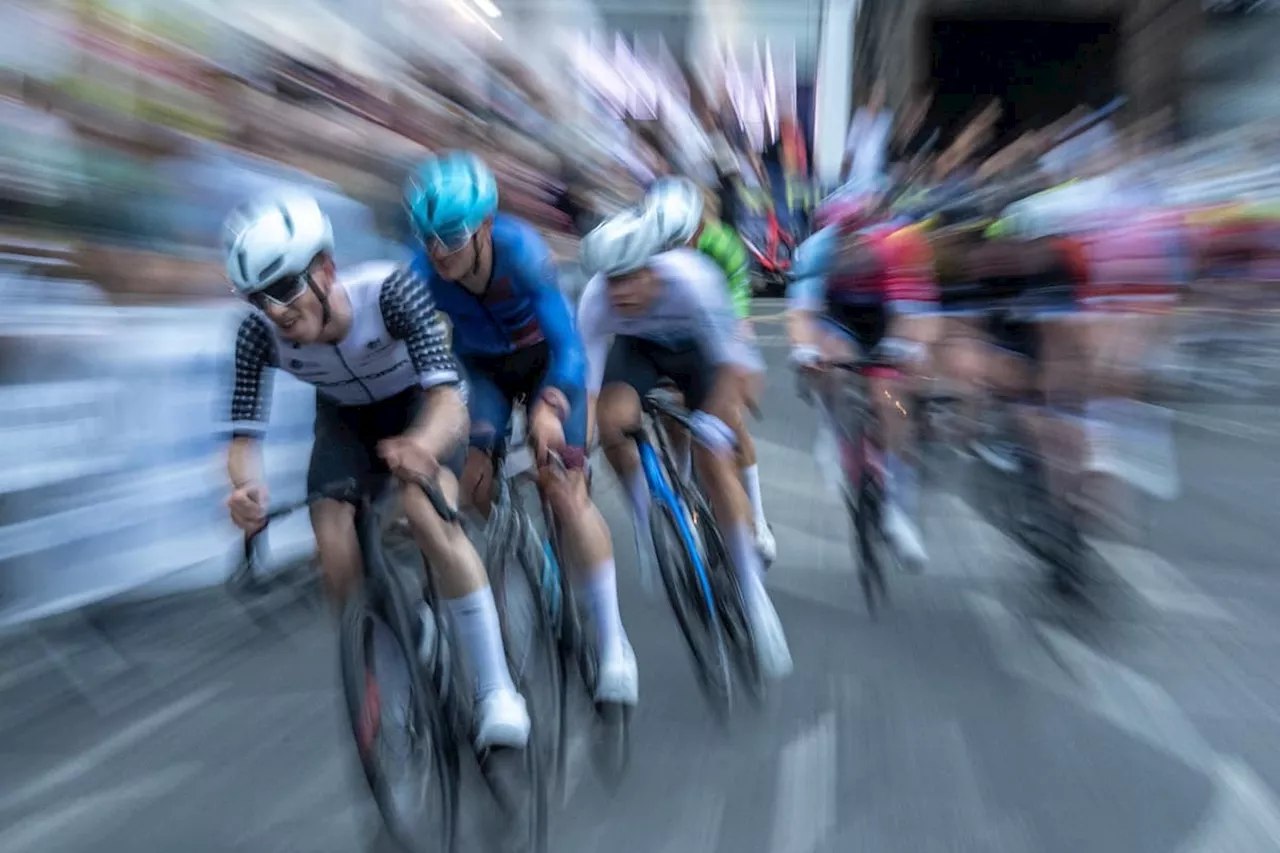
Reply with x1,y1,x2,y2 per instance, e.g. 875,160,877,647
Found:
308,277,332,330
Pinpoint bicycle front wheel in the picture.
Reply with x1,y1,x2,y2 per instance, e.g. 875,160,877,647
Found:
488,509,554,853
339,589,458,851
689,487,764,708
651,500,733,721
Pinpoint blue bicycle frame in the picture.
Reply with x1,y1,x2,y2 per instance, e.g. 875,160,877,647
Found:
633,433,720,625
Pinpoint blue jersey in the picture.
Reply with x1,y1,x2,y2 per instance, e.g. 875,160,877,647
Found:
412,214,586,394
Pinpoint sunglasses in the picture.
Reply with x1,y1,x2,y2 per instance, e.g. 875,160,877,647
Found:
249,272,311,310
424,227,476,257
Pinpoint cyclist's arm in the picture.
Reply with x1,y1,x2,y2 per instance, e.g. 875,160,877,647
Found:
575,274,611,445
515,230,587,407
786,226,837,354
226,312,277,488
379,265,468,455
698,221,752,319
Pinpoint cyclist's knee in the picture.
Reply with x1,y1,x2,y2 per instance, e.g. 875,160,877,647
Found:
459,447,495,515
311,498,359,595
543,468,592,519
399,475,463,550
596,384,641,449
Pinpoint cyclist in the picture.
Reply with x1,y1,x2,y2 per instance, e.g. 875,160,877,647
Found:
222,190,531,751
786,209,940,568
643,176,777,565
403,152,636,706
576,208,793,679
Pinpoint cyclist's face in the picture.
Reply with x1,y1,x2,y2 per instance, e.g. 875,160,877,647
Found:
427,222,491,281
606,268,658,316
262,264,332,343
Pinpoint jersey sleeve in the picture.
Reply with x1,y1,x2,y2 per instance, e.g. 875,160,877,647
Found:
698,223,752,319
575,274,612,395
378,265,463,390
786,226,837,312
228,311,278,438
514,228,587,393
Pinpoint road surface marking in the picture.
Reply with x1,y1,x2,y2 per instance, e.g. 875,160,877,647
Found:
1177,410,1278,441
0,684,226,812
1086,538,1234,622
970,600,1280,853
1181,759,1280,852
770,711,837,853
927,495,1027,582
0,763,200,851
657,790,727,853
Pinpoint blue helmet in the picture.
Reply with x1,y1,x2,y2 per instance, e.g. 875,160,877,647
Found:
404,151,499,250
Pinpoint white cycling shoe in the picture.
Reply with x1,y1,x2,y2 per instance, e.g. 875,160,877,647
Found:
594,640,639,706
473,687,531,751
746,589,793,680
883,504,928,569
755,521,777,568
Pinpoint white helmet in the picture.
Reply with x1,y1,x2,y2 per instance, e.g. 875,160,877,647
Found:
579,207,666,278
646,176,704,246
222,191,335,296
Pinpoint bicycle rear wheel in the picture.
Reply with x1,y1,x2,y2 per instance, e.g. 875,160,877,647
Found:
339,587,458,852
651,499,734,721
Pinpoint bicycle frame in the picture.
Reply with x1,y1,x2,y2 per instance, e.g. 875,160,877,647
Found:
813,369,888,497
631,408,719,624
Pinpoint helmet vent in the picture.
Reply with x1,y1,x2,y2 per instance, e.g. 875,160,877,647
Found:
278,203,294,238
258,255,284,282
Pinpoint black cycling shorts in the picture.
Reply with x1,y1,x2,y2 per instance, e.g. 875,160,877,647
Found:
308,386,465,498
821,302,888,354
601,335,716,411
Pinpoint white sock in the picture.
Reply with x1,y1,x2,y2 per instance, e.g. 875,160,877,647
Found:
584,560,626,659
726,520,765,606
446,586,514,700
623,467,651,535
740,464,768,529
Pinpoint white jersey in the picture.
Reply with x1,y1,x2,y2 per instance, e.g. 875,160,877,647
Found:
229,261,459,436
576,248,763,394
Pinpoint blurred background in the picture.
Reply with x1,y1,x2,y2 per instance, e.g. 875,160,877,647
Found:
3,0,1280,851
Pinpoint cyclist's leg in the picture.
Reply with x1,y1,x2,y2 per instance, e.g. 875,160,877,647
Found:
456,358,515,519
307,396,372,606
594,337,665,588
670,344,792,678
857,310,931,564
383,387,530,750
529,373,637,704
730,321,776,560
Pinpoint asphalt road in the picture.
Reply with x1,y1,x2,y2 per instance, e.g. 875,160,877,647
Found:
5,302,1280,852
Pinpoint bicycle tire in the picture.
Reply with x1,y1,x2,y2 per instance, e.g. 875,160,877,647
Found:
651,499,734,721
852,473,887,617
487,507,553,853
540,499,631,792
688,486,764,707
339,587,458,852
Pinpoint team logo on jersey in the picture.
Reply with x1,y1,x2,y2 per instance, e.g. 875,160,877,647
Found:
366,337,383,350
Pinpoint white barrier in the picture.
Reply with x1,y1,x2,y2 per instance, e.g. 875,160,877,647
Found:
0,302,318,627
